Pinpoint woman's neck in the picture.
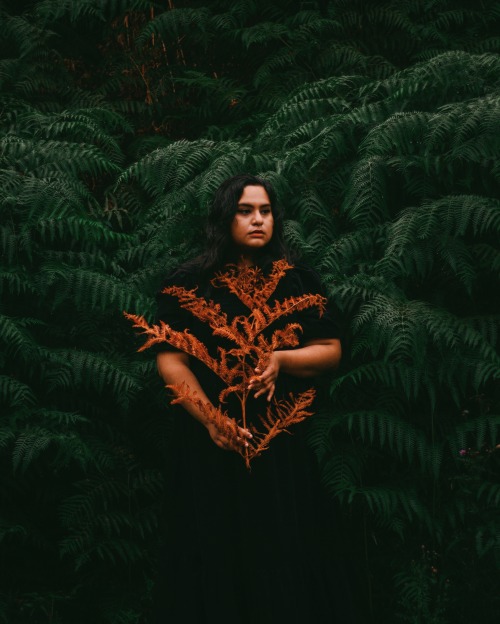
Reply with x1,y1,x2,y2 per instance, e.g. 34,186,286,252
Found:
236,254,255,268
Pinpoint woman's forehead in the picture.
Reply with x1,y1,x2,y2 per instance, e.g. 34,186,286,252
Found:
238,185,271,205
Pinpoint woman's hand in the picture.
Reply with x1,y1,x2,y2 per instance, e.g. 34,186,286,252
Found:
248,352,281,402
206,420,252,452
247,339,341,402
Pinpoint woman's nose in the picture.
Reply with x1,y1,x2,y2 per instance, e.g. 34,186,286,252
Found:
252,210,263,224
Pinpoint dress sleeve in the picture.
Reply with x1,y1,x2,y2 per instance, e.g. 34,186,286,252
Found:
291,265,340,344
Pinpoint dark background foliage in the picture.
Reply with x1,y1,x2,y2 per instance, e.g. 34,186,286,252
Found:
1,1,499,622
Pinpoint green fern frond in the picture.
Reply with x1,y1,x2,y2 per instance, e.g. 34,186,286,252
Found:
253,47,300,90
14,108,130,163
59,534,146,570
35,217,130,247
47,349,141,407
357,486,430,527
1,136,121,178
1,14,50,57
462,315,500,345
198,145,252,199
290,186,333,222
328,274,403,313
12,426,53,472
342,156,389,227
63,505,158,544
436,236,476,291
283,220,315,258
478,482,500,507
12,410,96,473
475,521,500,558
447,414,500,453
93,538,146,565
15,176,98,221
59,470,161,569
35,0,150,23
376,196,500,284
0,426,15,450
445,95,500,152
319,446,362,496
240,21,289,48
60,483,130,529
365,5,420,34
0,314,40,361
283,74,369,106
118,139,223,197
468,36,500,53
353,294,500,386
359,111,431,157
433,8,485,30
472,244,500,275
138,6,212,46
263,74,363,123
0,375,36,408
34,0,103,24
318,43,394,79
0,268,37,297
331,360,435,404
171,70,247,117
37,265,152,315
383,51,500,106
285,10,340,35
319,225,387,275
343,409,441,476
320,445,432,528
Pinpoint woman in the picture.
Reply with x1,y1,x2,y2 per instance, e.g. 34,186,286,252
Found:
152,174,353,624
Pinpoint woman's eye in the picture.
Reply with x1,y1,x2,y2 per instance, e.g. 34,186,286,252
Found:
237,209,250,215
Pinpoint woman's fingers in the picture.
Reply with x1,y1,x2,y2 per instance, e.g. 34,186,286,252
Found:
248,354,280,401
253,382,275,401
209,420,252,452
251,372,276,401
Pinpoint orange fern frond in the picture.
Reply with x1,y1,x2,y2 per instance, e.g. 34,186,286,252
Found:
258,259,293,304
168,382,241,442
244,389,316,468
162,285,228,330
249,308,267,333
230,315,256,342
269,323,302,350
211,259,294,310
219,383,246,403
262,293,326,327
126,260,331,468
216,348,244,386
123,313,232,384
212,325,247,348
211,265,256,309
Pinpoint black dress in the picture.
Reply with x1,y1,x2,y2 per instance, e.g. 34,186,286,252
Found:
152,262,357,624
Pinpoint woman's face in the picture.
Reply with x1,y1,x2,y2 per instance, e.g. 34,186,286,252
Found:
230,185,274,254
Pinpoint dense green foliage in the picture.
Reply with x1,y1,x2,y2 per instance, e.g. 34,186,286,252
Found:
1,1,499,622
